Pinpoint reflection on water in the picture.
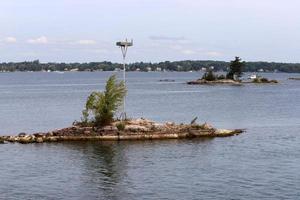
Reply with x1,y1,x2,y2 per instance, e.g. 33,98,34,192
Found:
57,141,129,199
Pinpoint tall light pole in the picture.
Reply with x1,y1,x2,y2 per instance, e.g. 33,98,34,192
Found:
116,39,133,120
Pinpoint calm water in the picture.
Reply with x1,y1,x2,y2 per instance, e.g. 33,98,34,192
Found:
0,72,300,199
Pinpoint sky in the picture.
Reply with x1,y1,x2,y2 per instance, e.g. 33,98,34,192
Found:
1,0,300,63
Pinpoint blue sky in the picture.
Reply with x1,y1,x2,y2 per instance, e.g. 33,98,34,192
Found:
1,0,300,63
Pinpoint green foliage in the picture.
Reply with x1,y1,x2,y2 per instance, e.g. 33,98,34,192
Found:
217,74,225,80
260,78,269,83
202,70,217,81
252,77,278,83
116,122,126,131
226,57,245,80
202,71,227,81
82,75,126,127
1,60,300,73
191,124,205,130
253,78,260,83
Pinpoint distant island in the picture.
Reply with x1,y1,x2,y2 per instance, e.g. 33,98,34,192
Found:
187,57,279,85
289,77,300,80
1,59,300,73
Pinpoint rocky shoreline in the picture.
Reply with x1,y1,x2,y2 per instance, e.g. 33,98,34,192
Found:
187,79,242,85
0,118,244,144
187,78,279,85
289,77,300,80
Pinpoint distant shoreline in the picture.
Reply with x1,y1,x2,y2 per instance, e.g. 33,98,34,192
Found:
1,60,300,73
1,70,299,74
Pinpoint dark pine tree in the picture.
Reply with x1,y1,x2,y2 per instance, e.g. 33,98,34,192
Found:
226,57,245,80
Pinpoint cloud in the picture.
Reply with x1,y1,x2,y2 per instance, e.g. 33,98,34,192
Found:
205,51,222,56
179,49,222,56
169,44,185,50
181,49,196,55
4,37,17,43
27,36,48,44
149,35,186,42
76,40,96,45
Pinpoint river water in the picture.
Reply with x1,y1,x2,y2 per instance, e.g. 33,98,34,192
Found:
0,72,299,199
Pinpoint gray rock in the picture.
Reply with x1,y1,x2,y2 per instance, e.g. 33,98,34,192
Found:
203,123,213,129
33,133,43,137
18,132,27,137
125,125,150,132
102,126,118,131
19,135,34,144
36,137,44,143
48,137,58,142
45,132,53,137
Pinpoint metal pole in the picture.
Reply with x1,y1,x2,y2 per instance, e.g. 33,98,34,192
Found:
116,39,132,120
123,47,126,117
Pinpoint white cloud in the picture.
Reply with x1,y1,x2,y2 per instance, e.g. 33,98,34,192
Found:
76,40,96,45
27,36,48,44
4,37,17,43
149,35,185,42
205,51,222,56
181,49,196,55
170,44,183,50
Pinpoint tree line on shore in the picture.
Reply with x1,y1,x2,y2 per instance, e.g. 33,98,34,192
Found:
1,59,300,73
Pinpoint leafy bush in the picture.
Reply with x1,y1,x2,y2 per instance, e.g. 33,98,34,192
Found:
252,78,260,83
81,75,127,127
260,78,269,83
252,77,278,83
217,74,225,80
116,122,126,131
191,124,205,129
202,70,216,81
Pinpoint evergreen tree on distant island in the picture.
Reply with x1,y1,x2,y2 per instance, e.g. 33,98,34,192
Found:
226,57,245,80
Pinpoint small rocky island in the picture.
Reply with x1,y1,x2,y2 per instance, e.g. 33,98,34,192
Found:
187,76,278,85
249,77,278,84
0,75,244,144
289,77,300,80
187,79,242,85
187,57,278,85
0,118,243,144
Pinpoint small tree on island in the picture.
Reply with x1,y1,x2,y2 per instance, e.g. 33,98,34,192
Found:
81,75,127,127
202,70,217,81
226,57,245,80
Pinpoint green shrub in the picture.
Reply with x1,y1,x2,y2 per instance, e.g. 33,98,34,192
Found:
116,122,126,131
191,124,205,129
217,74,225,80
260,78,269,83
82,75,127,127
253,78,260,83
202,70,216,81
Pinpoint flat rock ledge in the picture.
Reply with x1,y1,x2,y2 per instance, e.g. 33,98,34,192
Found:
289,77,300,80
187,79,242,85
0,118,244,144
187,79,280,85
